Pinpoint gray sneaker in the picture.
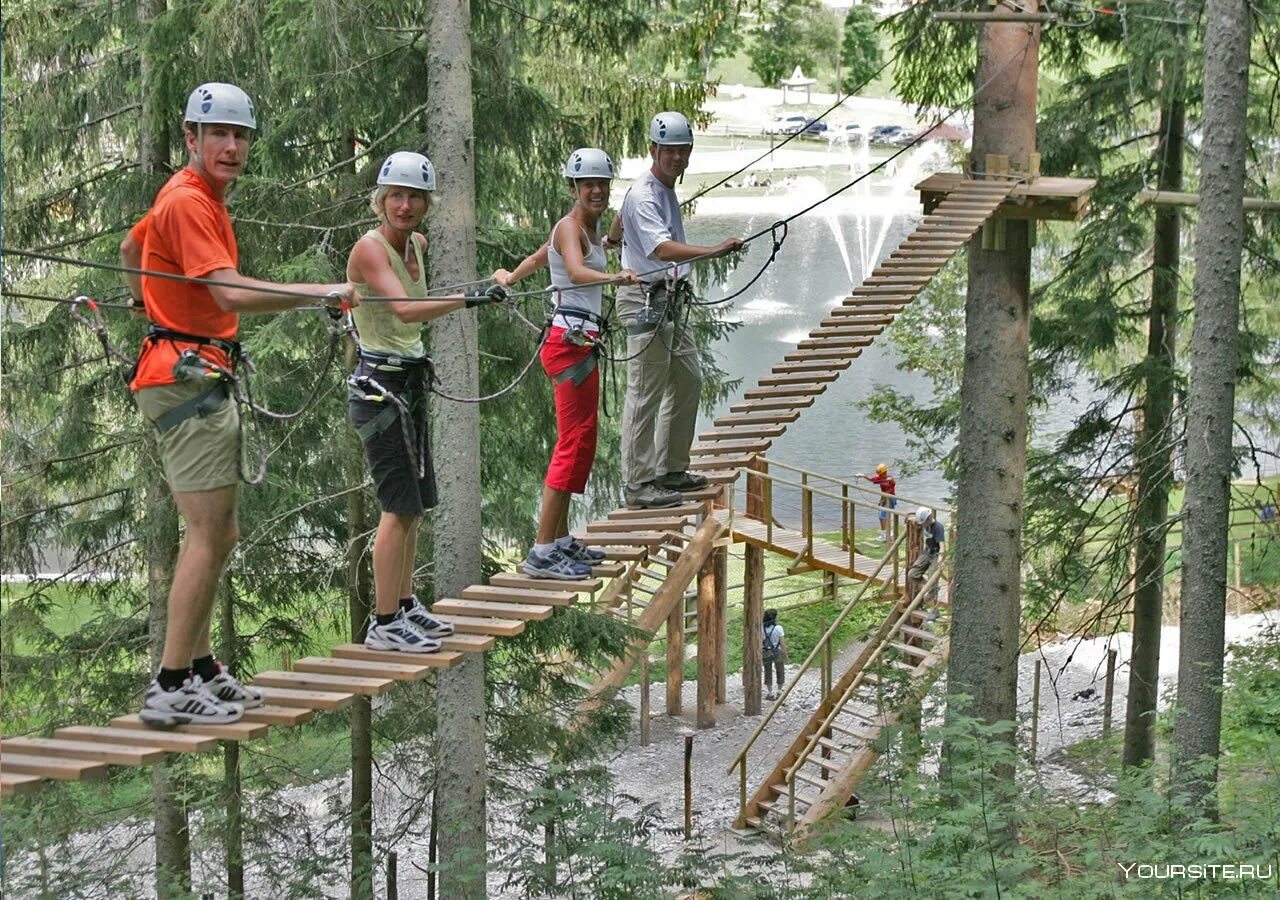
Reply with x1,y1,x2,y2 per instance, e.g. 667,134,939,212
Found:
656,471,708,492
624,481,683,510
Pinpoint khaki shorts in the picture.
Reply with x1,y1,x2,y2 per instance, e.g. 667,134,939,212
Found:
135,381,241,493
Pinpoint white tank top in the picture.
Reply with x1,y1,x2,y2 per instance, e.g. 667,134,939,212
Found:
548,223,605,333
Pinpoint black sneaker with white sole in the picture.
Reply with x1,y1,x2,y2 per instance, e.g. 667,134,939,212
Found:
140,674,244,727
404,598,455,639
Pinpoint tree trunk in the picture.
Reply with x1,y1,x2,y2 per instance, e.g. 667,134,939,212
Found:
426,2,487,895
138,0,169,182
1173,0,1250,816
220,578,245,898
946,12,1040,760
1123,66,1184,770
147,474,189,899
347,340,376,900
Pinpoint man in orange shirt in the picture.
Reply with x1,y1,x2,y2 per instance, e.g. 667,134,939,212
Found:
121,82,358,725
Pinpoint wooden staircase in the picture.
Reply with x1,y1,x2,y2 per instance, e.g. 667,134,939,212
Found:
735,570,950,840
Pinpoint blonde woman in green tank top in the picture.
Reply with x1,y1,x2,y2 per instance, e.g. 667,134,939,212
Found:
346,150,509,653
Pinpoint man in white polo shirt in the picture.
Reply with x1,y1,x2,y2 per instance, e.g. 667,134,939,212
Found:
609,111,743,509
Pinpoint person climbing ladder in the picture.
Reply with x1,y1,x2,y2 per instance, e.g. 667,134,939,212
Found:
494,148,640,579
346,151,510,650
124,83,360,725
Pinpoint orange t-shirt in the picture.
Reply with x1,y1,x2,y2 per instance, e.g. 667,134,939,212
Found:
129,168,239,390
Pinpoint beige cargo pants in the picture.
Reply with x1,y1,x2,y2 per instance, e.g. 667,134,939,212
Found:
615,281,702,487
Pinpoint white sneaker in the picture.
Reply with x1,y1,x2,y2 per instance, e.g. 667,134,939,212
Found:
206,664,265,709
875,532,887,544
365,610,441,653
140,674,244,726
403,598,455,639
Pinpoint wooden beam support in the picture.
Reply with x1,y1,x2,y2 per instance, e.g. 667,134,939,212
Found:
1137,189,1280,212
697,549,717,728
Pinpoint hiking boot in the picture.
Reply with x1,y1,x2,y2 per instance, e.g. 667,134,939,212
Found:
140,675,243,727
206,663,265,709
522,546,591,580
365,610,441,653
625,481,683,510
404,598,455,639
656,471,708,492
562,537,606,565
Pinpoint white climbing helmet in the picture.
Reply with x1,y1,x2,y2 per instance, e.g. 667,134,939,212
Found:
377,151,437,192
648,111,694,146
184,83,257,130
563,147,615,180
915,507,934,525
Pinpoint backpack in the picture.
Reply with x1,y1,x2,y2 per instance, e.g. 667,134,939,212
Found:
763,624,782,662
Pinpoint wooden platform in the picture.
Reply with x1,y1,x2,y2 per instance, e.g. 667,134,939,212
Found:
915,173,1095,221
732,517,904,585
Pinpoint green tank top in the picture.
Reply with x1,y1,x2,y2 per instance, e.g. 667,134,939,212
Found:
351,230,427,358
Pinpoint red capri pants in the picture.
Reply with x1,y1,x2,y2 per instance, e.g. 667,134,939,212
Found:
540,327,600,493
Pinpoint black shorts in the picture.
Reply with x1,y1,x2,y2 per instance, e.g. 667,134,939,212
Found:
349,360,438,517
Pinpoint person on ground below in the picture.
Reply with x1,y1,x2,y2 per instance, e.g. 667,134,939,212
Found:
762,608,787,701
908,506,945,619
494,149,640,580
856,463,897,543
347,150,510,650
122,83,360,725
607,111,743,510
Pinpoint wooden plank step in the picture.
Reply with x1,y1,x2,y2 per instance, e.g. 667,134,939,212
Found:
597,546,648,561
828,721,879,742
678,484,724,502
816,736,852,755
1,753,107,781
439,632,498,652
784,347,862,362
609,502,704,520
842,295,910,306
433,614,525,637
240,705,315,727
793,769,831,789
577,531,668,547
590,562,627,577
463,584,577,607
110,717,269,742
853,283,927,295
893,248,960,258
690,438,770,456
489,573,604,593
879,257,949,267
729,397,815,412
248,686,354,712
296,653,458,679
814,321,884,333
697,424,786,441
743,386,826,401
797,337,872,350
1,772,45,796
586,518,685,534
713,410,800,426
887,658,920,674
865,272,932,283
1,736,167,767
686,458,752,471
432,598,554,621
768,783,821,807
252,670,394,697
824,311,894,323
759,371,840,385
55,725,219,753
897,624,941,642
889,641,932,658
773,359,851,374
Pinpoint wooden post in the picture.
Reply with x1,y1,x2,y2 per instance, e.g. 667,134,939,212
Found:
640,651,651,746
667,579,684,716
1030,659,1041,764
683,735,694,839
1234,541,1242,590
841,485,849,550
386,851,398,900
427,784,438,900
801,474,813,557
743,460,766,716
1103,648,1117,738
714,545,728,704
697,552,717,728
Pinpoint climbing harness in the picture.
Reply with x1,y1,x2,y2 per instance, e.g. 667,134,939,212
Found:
347,351,431,479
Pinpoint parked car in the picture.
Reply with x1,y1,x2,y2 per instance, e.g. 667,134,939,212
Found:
825,122,864,142
763,114,809,135
886,129,920,147
800,119,828,137
869,124,907,144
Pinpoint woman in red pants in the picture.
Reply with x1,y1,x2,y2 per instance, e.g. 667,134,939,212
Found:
495,148,637,579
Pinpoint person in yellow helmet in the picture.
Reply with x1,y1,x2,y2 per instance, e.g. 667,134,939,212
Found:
855,463,896,543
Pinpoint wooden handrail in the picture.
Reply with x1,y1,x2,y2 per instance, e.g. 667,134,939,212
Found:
724,529,909,777
756,455,948,515
782,563,946,790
